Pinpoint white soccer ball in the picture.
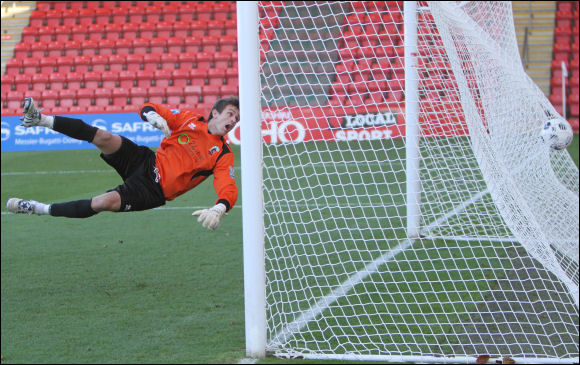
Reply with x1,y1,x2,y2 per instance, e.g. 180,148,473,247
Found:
540,118,573,150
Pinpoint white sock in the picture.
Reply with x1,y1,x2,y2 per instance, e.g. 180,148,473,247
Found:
33,202,51,215
39,115,54,129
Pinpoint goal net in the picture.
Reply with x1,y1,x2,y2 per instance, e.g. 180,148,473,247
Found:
244,1,579,362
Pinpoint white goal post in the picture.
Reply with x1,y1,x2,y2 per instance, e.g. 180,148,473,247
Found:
237,1,579,363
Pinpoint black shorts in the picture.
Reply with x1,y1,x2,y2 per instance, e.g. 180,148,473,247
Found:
100,136,166,212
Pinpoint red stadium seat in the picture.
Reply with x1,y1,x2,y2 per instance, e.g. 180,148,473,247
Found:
139,22,156,39
190,68,208,86
132,38,149,54
21,27,38,43
95,88,112,107
147,87,166,104
207,20,224,37
104,23,123,41
69,24,88,42
41,89,60,109
112,8,128,24
28,42,47,58
202,36,219,53
77,7,95,26
178,52,196,69
29,10,47,28
6,91,24,110
225,68,238,86
80,39,99,57
51,57,75,75
167,37,185,53
53,24,72,42
214,51,231,68
177,2,195,22
48,73,67,91
224,19,237,36
84,71,101,89
32,73,49,91
208,68,226,86
119,70,137,88
145,6,162,23
159,53,179,71
127,7,145,23
101,71,119,88
1,73,15,92
85,23,104,41
115,38,134,56
173,21,193,38
219,35,237,52
5,58,22,75
108,54,125,72
44,9,62,27
184,37,202,53
155,21,174,39
37,25,54,43
66,73,83,90
61,9,79,27
130,87,147,106
172,69,191,88
59,89,77,109
149,38,166,54
72,55,91,73
201,85,220,105
14,74,31,93
76,88,94,108
213,2,232,21
153,69,173,88
220,84,238,97
196,3,213,21
166,86,184,107
94,7,113,25
122,22,140,40
196,51,213,69
183,85,202,105
21,57,39,75
112,88,130,107
161,4,179,23
92,54,110,72
143,53,161,71
125,53,143,72
135,69,154,88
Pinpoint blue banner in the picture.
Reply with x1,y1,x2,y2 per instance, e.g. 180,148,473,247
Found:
1,113,167,152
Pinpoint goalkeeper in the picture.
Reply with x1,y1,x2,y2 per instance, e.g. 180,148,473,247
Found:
6,96,239,230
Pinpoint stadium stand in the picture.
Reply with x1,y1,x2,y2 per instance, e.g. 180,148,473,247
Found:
1,1,240,115
0,0,578,134
550,0,579,131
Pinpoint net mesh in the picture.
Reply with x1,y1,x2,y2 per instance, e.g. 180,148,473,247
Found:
256,1,579,360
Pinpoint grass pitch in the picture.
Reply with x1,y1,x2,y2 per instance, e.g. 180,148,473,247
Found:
1,135,579,363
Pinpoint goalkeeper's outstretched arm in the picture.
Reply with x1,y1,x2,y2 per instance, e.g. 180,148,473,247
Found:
140,106,171,138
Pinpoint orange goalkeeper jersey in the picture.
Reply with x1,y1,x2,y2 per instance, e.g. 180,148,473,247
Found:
139,103,237,211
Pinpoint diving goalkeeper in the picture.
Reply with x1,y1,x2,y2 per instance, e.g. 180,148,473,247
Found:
6,96,239,230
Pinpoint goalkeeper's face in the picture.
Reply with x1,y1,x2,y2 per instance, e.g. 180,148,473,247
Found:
208,104,240,136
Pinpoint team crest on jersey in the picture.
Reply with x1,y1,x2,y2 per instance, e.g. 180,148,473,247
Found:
188,122,197,130
209,146,220,155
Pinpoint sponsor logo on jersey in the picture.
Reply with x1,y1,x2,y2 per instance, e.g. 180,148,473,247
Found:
209,146,220,155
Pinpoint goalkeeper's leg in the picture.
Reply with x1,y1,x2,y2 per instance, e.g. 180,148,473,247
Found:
5,192,120,218
22,97,122,154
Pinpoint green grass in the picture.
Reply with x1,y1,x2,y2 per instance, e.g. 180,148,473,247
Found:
1,135,579,363
1,147,247,364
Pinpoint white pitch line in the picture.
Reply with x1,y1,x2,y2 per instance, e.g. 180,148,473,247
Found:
1,169,114,176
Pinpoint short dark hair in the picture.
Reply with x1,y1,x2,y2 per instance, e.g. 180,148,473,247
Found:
208,96,239,122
